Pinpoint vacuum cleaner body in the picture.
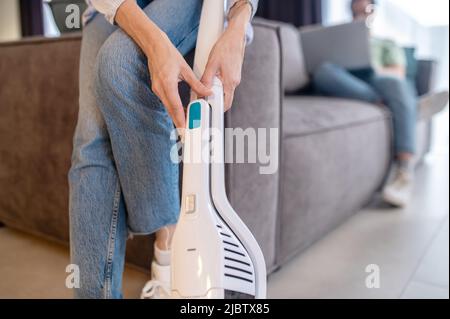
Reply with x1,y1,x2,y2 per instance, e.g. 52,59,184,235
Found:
171,0,266,299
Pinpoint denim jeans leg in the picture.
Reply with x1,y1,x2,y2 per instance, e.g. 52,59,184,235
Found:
68,15,128,299
70,0,202,299
370,75,417,155
93,0,202,234
313,62,381,104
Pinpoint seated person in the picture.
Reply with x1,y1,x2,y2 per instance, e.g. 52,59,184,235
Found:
313,0,448,208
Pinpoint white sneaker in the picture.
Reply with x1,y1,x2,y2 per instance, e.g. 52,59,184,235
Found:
140,261,171,299
418,91,449,121
382,169,414,208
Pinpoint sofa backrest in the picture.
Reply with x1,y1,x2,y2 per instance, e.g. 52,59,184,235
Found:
253,18,310,93
0,35,81,242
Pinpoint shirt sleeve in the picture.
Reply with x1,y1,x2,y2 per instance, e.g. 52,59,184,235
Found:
88,0,259,43
226,0,258,18
382,40,406,67
88,0,126,24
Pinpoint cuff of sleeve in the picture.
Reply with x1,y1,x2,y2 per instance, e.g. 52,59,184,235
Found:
225,0,256,44
244,23,254,44
104,0,127,24
226,0,256,18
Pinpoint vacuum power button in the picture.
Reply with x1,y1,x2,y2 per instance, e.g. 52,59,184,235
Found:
188,102,201,129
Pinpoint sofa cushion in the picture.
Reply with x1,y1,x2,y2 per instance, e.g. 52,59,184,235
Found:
278,96,392,265
253,18,309,93
283,96,390,138
279,113,392,265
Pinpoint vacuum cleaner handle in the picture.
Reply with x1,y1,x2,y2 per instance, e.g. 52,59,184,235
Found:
172,0,266,299
192,0,226,81
195,0,267,299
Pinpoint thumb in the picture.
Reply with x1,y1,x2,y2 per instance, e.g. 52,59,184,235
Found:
182,66,212,97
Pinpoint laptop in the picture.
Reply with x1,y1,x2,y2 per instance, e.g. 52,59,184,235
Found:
299,20,372,74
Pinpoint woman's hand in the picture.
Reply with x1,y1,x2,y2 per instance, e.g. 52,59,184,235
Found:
146,32,212,129
201,3,252,111
116,0,211,129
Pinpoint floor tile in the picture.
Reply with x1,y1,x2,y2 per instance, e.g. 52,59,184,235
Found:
401,281,449,299
411,220,449,288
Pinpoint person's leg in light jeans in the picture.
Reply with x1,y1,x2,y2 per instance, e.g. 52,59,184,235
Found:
370,75,417,155
313,62,382,104
69,15,122,299
68,0,202,299
313,62,417,156
313,62,418,206
369,75,418,207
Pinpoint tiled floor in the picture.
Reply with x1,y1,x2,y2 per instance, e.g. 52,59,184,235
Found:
0,112,448,299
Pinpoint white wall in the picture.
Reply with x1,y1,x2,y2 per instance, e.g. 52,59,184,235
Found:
0,0,21,42
322,0,352,26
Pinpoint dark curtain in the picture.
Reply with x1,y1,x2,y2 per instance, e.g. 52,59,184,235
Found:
20,0,44,37
256,0,322,27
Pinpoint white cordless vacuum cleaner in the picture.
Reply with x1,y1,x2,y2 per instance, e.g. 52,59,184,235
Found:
171,0,267,299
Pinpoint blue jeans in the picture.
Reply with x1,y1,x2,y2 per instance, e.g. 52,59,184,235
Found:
68,0,202,299
313,62,417,155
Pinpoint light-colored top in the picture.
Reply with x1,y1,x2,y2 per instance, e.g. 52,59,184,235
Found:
83,0,258,42
371,38,407,69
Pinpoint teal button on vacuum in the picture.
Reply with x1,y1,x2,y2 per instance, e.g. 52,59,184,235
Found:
189,102,201,129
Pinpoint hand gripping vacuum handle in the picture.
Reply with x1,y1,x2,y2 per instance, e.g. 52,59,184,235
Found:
172,0,266,299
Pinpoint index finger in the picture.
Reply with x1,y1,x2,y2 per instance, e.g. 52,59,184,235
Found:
201,59,218,89
162,82,186,129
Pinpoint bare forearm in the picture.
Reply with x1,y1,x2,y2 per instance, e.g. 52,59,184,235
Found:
115,0,166,56
200,1,254,110
227,1,253,40
377,65,406,79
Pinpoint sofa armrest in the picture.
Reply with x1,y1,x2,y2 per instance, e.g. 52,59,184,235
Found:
224,21,283,271
416,59,437,96
0,35,81,242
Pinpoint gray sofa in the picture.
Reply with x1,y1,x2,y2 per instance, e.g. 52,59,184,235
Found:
0,19,437,274
228,19,438,270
